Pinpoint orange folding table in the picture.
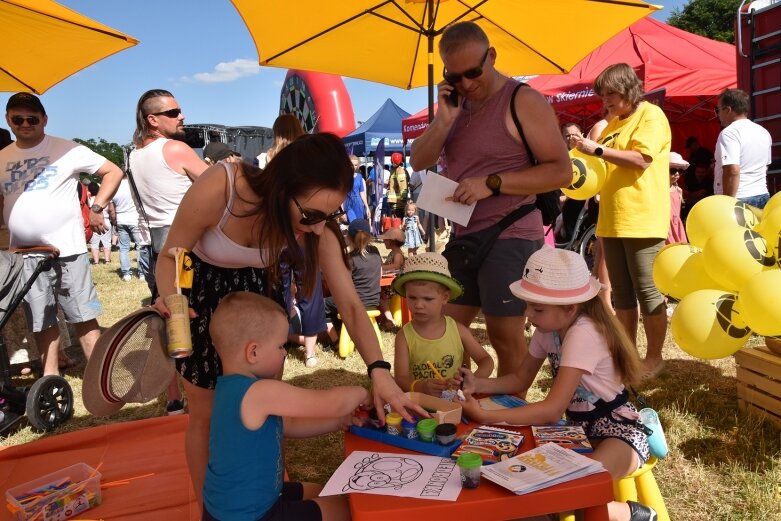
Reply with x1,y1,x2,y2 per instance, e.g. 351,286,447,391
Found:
344,424,613,521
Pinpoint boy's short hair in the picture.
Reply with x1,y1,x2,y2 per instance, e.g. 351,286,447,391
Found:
210,292,287,358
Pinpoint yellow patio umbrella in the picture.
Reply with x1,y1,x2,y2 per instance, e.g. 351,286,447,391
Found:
0,0,139,94
231,0,660,92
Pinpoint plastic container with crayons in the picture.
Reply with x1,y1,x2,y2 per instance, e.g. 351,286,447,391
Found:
6,463,102,521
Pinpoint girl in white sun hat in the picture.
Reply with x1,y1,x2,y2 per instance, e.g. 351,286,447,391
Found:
458,246,657,521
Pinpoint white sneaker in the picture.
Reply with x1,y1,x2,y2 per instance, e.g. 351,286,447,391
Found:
122,274,132,282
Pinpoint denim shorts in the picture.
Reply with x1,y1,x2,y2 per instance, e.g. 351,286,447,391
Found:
738,193,769,210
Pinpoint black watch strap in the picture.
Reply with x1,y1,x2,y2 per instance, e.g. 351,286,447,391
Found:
367,360,391,378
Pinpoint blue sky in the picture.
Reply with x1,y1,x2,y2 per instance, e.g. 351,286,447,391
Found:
3,0,686,145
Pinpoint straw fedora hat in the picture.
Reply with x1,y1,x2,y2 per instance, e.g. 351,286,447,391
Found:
509,246,601,305
379,227,404,243
392,252,463,300
82,309,174,417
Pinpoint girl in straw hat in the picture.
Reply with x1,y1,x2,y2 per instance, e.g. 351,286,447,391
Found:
392,253,493,397
458,246,656,521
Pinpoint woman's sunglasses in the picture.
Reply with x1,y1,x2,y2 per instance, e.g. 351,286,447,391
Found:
443,48,491,84
148,108,182,119
292,196,345,226
10,115,40,126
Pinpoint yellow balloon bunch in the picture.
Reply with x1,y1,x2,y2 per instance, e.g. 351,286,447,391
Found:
658,195,781,360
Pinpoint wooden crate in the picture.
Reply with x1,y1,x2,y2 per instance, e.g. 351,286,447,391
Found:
735,346,781,429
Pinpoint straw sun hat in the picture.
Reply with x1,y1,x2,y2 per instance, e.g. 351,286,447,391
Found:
669,151,690,170
392,252,463,300
509,246,602,305
82,309,174,417
379,227,404,243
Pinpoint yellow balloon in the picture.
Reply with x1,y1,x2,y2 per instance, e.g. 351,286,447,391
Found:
756,206,781,260
703,226,775,291
737,270,781,336
562,149,606,200
652,243,728,299
762,191,781,218
671,290,751,360
686,195,758,248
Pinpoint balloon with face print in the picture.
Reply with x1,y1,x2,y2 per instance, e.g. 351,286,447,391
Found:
703,227,775,292
686,195,758,248
736,270,781,337
671,290,751,359
561,149,606,200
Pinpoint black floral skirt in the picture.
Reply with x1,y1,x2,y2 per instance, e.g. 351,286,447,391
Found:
175,252,278,390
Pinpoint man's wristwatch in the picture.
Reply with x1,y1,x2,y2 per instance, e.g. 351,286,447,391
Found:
594,146,604,157
486,174,502,196
367,360,391,378
90,203,104,214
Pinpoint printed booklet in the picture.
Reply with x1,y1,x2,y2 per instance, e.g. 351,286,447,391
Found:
481,442,605,495
451,425,525,464
531,424,593,453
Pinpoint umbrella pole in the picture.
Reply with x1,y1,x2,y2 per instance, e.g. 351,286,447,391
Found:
426,0,438,253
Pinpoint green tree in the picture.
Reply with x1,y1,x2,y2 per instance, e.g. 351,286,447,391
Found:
73,137,125,169
667,0,742,43
73,138,126,185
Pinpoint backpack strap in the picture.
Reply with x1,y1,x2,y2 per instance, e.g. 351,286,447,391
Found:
510,82,537,166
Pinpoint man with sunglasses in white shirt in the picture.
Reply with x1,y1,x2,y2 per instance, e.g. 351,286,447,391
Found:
0,92,124,377
410,22,570,378
129,89,207,415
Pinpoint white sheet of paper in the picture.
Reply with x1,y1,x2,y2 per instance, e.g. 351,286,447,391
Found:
416,173,476,227
320,450,462,501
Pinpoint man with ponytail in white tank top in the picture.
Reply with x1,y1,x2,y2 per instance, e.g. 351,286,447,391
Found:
410,22,571,378
129,89,208,414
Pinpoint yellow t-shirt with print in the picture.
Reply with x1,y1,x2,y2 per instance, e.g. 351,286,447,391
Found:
403,316,463,381
596,101,671,239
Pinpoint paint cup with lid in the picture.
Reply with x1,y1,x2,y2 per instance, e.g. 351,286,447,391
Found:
416,418,438,442
435,423,457,445
456,452,482,489
402,417,419,439
385,412,403,436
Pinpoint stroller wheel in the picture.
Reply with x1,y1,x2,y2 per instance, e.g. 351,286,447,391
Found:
25,375,74,432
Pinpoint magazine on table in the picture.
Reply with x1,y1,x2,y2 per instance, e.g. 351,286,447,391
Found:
480,442,604,495
531,424,593,453
451,425,525,463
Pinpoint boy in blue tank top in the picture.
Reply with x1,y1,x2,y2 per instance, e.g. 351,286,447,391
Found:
391,253,494,398
203,292,370,521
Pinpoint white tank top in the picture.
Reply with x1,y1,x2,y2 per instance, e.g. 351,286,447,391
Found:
129,138,192,227
193,163,270,269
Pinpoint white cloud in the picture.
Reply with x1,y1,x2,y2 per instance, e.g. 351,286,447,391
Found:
180,59,260,83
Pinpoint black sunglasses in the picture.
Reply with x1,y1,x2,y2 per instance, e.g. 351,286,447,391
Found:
10,115,40,126
669,168,683,175
443,48,491,84
149,108,182,118
292,196,345,226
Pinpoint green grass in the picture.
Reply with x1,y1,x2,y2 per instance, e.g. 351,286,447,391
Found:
3,247,781,520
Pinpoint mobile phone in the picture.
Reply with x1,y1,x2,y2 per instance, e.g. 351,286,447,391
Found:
446,85,460,107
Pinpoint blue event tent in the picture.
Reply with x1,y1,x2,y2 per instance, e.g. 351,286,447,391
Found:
342,98,410,156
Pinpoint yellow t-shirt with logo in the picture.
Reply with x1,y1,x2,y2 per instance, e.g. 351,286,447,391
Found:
596,101,671,239
403,316,463,381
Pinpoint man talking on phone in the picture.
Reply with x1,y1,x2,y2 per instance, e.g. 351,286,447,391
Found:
410,22,570,376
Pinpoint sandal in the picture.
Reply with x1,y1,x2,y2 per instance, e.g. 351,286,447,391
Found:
305,355,319,368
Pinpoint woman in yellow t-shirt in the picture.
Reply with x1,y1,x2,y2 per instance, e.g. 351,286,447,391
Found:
572,63,671,380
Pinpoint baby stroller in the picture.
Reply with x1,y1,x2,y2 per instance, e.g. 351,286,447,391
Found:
554,197,598,271
0,247,74,435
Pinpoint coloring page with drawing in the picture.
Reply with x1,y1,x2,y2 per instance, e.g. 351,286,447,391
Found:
319,451,462,501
